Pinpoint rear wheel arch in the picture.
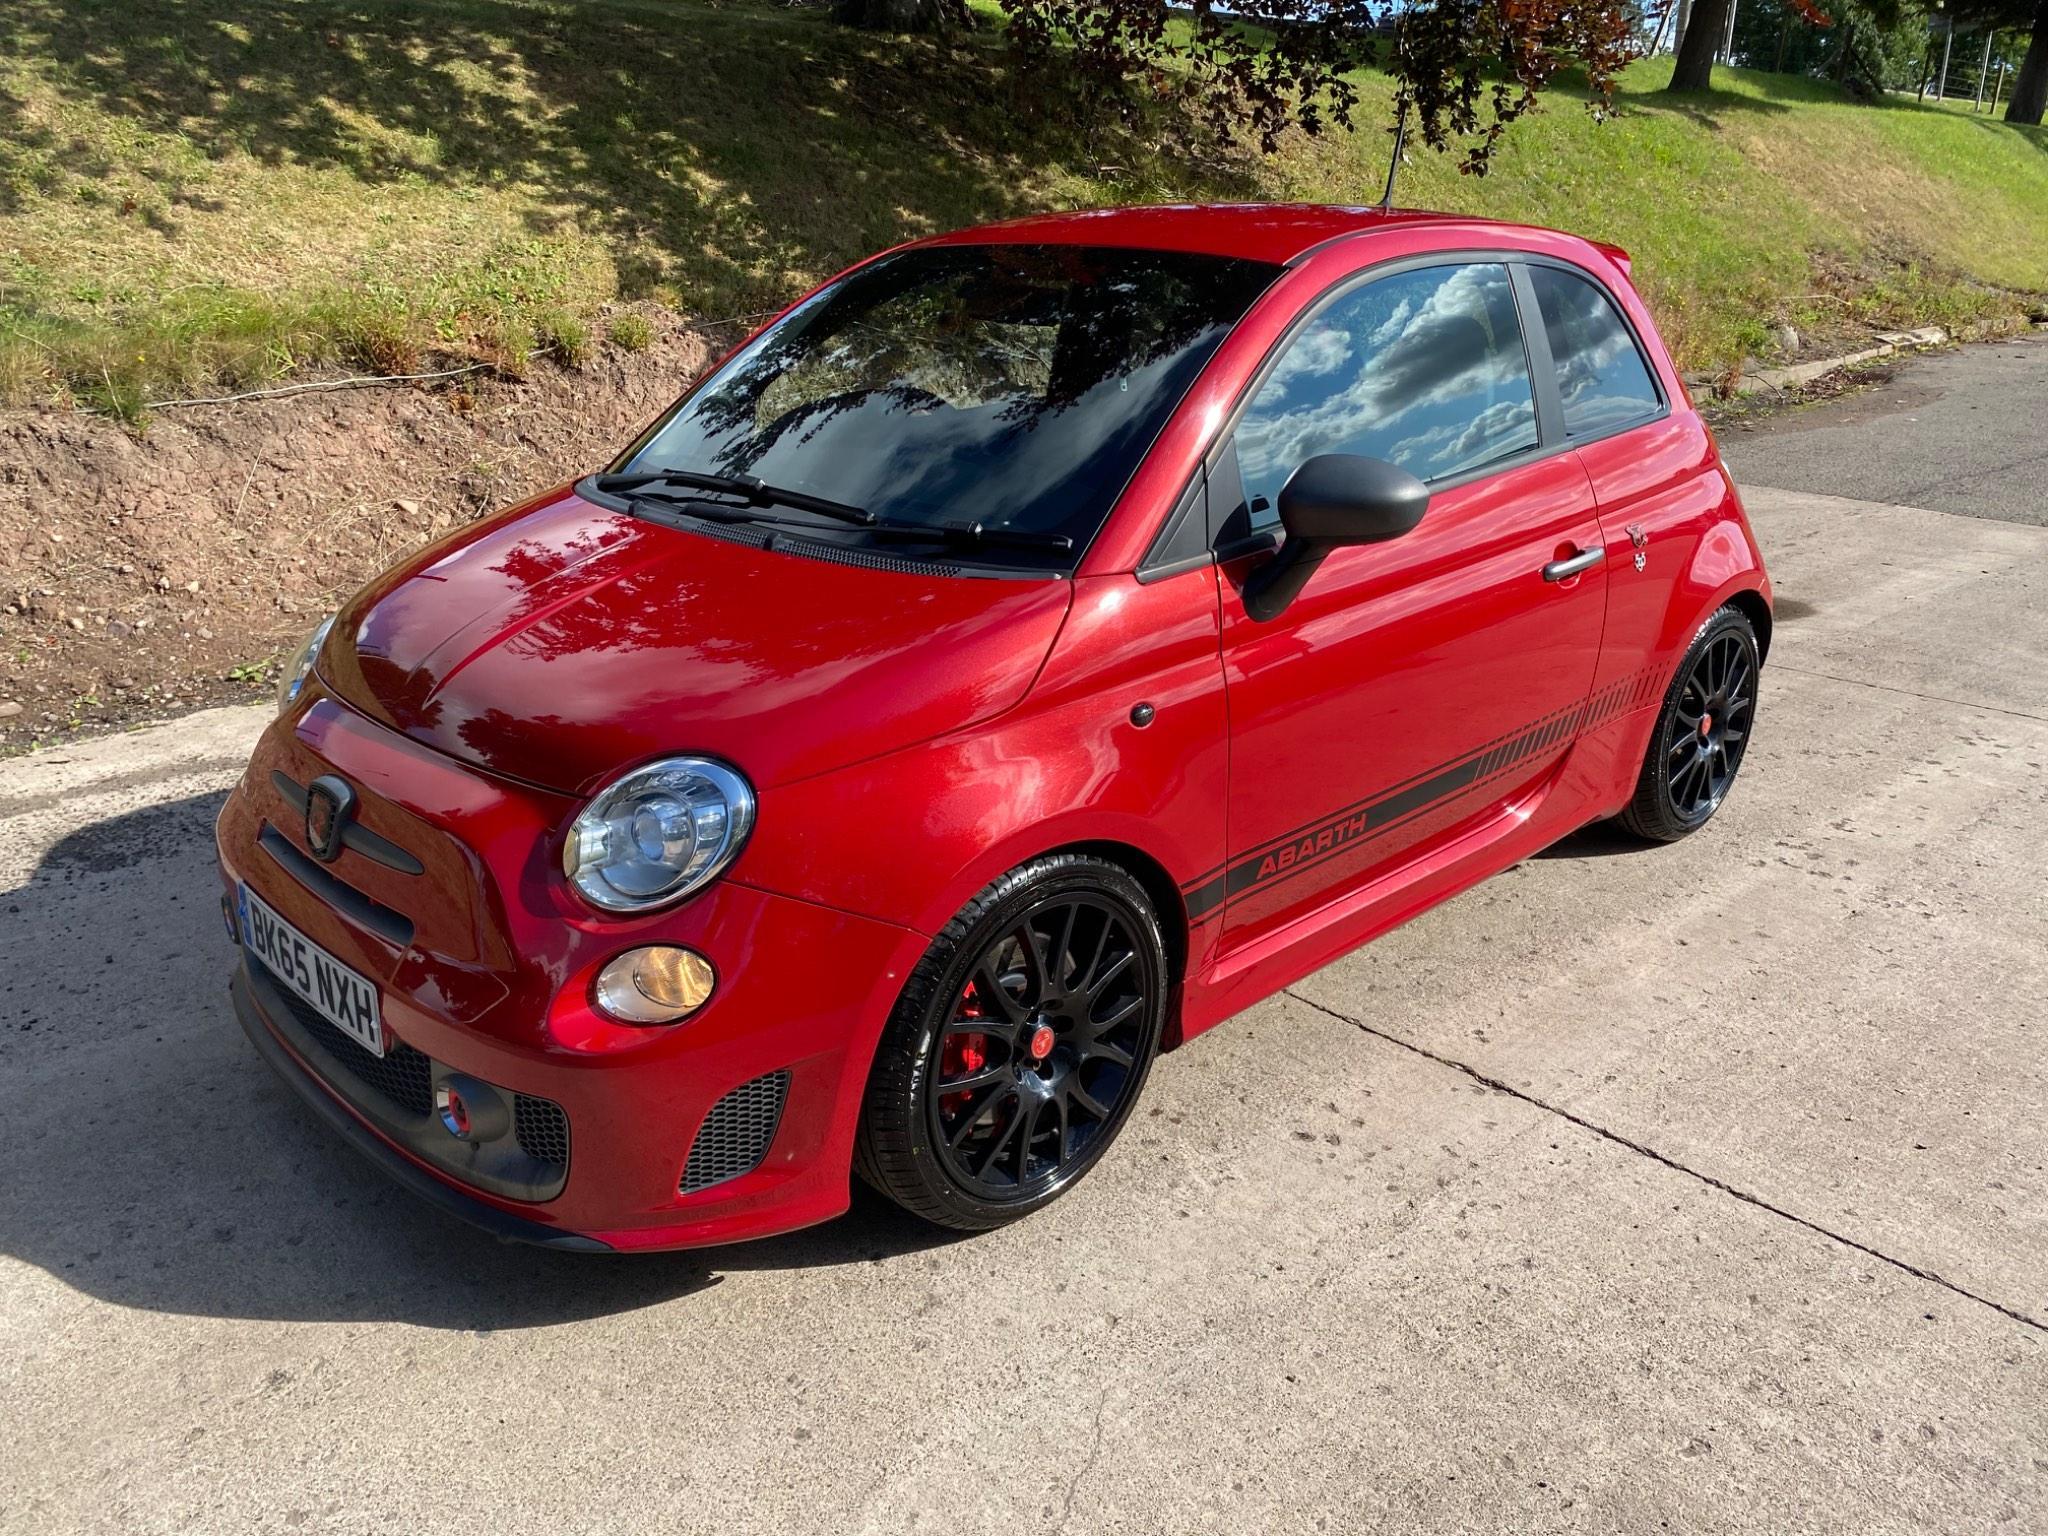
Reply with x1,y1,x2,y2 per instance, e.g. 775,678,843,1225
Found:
1616,602,1760,842
1724,586,1772,664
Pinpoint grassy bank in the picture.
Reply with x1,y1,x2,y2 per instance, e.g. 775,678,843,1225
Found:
4,0,2045,417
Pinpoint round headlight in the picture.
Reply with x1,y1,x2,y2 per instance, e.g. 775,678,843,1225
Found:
277,615,335,712
563,756,755,913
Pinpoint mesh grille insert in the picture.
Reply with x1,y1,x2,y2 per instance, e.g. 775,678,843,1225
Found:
681,1070,791,1194
260,960,434,1116
513,1095,570,1168
255,957,568,1171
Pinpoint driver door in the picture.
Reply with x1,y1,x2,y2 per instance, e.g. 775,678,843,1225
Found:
1213,259,1609,948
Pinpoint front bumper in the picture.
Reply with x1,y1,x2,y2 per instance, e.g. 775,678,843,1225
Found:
233,965,612,1251
219,688,930,1252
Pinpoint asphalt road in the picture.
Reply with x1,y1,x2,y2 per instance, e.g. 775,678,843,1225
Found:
5,342,2045,1534
1719,332,2048,525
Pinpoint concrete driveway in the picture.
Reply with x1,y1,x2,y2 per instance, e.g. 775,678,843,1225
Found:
4,342,2044,1534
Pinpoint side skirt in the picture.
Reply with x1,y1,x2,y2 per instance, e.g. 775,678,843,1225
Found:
1175,702,1655,1043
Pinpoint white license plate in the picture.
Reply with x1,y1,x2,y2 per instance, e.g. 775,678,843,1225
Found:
240,882,384,1058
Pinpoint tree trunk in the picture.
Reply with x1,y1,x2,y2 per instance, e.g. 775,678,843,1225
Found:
835,0,957,32
1667,0,1733,91
2009,0,2048,125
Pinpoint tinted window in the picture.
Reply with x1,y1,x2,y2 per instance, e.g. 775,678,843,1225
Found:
1528,264,1662,437
622,245,1280,569
1234,262,1538,518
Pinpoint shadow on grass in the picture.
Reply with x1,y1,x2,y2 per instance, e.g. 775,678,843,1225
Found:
1619,82,1799,128
1633,65,2048,148
1,0,1253,314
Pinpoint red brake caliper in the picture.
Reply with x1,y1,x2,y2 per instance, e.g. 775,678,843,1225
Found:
938,982,987,1120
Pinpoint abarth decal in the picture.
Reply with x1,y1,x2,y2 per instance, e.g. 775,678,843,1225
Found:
1182,664,1663,920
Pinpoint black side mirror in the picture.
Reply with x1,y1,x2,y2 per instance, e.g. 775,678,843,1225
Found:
1241,454,1430,622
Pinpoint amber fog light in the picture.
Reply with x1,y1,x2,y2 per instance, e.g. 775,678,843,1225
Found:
594,946,716,1025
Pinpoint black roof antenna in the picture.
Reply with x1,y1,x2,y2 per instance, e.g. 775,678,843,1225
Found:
1378,96,1409,212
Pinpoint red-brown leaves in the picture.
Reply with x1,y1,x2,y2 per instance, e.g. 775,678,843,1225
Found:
1000,0,1651,173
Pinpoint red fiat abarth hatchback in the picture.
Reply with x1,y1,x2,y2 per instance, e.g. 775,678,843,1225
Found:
217,204,1771,1251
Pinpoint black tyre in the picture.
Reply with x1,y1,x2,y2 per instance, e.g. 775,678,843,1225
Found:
1618,604,1760,842
854,854,1167,1231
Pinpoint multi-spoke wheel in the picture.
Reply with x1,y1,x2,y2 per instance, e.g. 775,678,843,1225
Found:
855,854,1166,1230
1619,605,1761,842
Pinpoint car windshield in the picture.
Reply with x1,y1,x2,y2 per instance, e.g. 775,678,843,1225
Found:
614,243,1282,571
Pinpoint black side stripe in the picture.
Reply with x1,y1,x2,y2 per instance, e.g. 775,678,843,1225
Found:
1180,664,1661,919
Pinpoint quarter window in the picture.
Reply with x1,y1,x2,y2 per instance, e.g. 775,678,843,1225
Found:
1527,264,1662,437
1233,262,1539,519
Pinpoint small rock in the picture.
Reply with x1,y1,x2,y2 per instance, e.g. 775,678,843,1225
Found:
394,498,421,516
155,576,171,591
1773,324,1799,355
117,562,135,575
0,701,21,719
183,579,201,594
65,616,85,632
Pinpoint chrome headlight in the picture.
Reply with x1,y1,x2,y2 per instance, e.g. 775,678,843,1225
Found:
563,757,755,913
277,615,334,711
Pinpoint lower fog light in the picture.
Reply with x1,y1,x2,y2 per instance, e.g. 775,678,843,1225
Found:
594,945,716,1025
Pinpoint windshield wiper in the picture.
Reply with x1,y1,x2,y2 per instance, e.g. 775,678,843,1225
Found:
603,479,1072,560
594,468,874,527
614,495,833,538
862,521,1075,555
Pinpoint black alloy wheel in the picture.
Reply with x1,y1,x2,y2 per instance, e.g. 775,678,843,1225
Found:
1667,628,1755,819
1620,604,1761,842
927,894,1150,1200
855,854,1166,1230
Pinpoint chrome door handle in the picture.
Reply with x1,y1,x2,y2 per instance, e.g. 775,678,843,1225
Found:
1542,547,1604,582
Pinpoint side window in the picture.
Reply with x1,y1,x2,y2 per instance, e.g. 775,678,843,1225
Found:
1527,264,1663,437
1232,262,1539,525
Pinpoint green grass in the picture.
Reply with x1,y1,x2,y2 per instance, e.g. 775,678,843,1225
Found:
1270,57,2048,368
3,0,2045,418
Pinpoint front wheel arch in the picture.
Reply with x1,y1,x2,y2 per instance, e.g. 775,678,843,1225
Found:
1044,839,1190,1032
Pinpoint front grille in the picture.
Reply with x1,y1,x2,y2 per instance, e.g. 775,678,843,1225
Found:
681,1069,791,1194
514,1095,570,1167
264,965,433,1116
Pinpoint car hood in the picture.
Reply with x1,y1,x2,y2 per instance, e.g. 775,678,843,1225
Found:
319,486,1072,796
